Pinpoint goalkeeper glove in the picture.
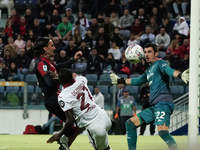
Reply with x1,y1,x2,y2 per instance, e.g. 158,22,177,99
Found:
110,73,126,84
114,113,119,119
178,69,189,84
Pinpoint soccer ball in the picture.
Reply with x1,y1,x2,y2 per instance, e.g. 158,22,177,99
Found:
125,44,144,64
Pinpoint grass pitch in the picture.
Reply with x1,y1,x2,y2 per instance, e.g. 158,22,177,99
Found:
0,135,198,150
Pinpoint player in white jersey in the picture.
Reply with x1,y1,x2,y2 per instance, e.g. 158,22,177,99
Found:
47,68,112,150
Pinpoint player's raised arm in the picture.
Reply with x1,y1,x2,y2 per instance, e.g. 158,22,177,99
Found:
174,69,189,84
110,73,147,85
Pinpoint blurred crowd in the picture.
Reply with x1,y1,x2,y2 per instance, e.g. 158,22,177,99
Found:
0,0,191,81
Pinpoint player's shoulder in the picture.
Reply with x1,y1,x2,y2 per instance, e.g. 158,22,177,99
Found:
156,59,168,66
75,75,87,82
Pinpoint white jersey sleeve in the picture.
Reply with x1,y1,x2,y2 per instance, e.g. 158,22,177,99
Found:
58,76,101,128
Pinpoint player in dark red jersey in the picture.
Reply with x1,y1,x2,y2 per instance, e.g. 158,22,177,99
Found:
33,37,82,150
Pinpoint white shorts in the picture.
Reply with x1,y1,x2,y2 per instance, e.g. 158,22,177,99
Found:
86,109,112,150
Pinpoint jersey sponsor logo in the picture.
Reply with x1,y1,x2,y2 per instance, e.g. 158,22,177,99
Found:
43,65,48,71
162,63,168,68
59,100,65,108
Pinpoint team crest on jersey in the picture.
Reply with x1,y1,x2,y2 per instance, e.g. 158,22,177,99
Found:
59,100,65,108
43,65,47,71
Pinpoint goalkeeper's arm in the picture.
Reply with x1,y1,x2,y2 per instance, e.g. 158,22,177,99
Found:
173,69,189,84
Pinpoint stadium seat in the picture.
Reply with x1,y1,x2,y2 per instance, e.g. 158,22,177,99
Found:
5,86,20,105
126,85,139,104
117,74,128,78
27,0,37,10
185,86,189,93
158,51,166,58
88,85,94,94
19,85,34,104
0,86,5,102
172,78,186,86
130,73,141,78
73,63,87,74
98,74,112,86
34,86,43,105
97,85,108,94
25,74,38,86
19,74,24,81
15,0,27,13
85,74,98,87
5,86,19,95
170,85,184,99
119,30,130,41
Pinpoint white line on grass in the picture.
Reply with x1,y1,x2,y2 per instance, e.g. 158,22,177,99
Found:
0,147,10,149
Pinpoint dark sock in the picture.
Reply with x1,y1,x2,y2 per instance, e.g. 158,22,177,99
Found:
103,145,110,150
125,119,137,150
159,130,178,149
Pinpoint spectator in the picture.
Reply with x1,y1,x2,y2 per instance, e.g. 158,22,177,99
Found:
15,49,30,75
110,11,119,27
0,58,9,81
97,13,105,26
35,0,49,16
173,16,189,37
25,9,35,25
105,0,119,17
102,17,115,38
127,34,140,46
148,17,159,35
72,21,86,39
93,87,104,109
79,41,90,62
65,8,75,25
24,29,37,43
56,50,70,64
110,27,124,51
95,37,108,60
117,50,131,76
0,38,5,57
0,0,14,17
0,28,8,44
167,39,180,58
41,22,57,38
155,27,170,52
25,39,34,60
65,0,78,13
77,11,90,28
140,26,155,47
72,29,82,47
118,9,134,30
115,88,137,135
65,40,79,59
53,36,66,55
149,7,162,25
78,0,91,12
4,37,18,58
173,0,189,19
135,8,148,26
131,59,147,75
8,62,20,81
15,16,29,38
42,113,62,134
5,19,14,38
108,41,121,61
86,48,102,76
51,0,65,14
8,8,20,25
177,52,189,72
50,9,62,28
88,18,99,38
57,16,72,41
130,18,143,36
119,0,132,17
37,9,49,26
159,2,168,19
84,30,93,50
139,83,155,135
4,49,14,69
178,38,189,58
160,18,173,36
103,53,116,74
95,27,110,48
14,34,26,49
163,50,178,69
31,19,45,37
116,83,126,104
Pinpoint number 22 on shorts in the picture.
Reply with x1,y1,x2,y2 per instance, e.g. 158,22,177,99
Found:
156,111,165,121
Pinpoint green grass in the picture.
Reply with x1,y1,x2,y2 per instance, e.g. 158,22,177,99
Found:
0,135,199,150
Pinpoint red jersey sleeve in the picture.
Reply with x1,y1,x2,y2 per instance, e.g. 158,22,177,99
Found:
37,61,48,77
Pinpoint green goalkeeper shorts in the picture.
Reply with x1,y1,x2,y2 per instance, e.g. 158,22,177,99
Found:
138,101,174,127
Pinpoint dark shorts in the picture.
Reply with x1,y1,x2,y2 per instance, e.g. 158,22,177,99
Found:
138,101,174,127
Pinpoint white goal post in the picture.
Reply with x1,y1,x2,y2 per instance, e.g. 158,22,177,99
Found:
188,0,200,149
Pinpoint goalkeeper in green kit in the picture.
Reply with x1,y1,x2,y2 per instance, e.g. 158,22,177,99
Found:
110,43,189,150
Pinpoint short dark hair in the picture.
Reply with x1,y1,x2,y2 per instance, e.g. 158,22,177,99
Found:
144,43,158,52
33,37,50,56
58,68,73,85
